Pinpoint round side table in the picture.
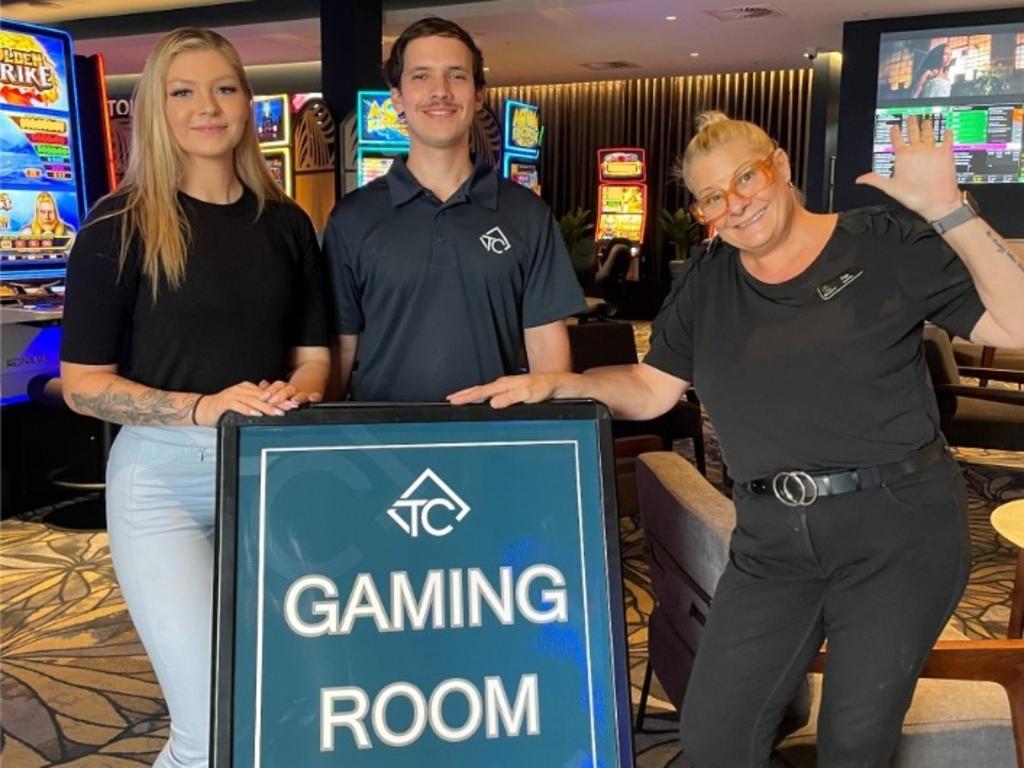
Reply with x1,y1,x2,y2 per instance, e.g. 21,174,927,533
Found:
990,498,1024,638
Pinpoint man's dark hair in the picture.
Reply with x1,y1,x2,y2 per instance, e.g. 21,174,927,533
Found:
383,16,486,90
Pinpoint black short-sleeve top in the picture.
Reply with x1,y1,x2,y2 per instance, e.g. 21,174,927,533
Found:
644,206,986,482
60,188,330,394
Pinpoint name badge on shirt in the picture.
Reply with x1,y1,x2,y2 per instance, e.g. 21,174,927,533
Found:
817,268,864,301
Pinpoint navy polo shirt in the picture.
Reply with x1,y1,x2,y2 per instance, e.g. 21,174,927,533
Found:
324,155,586,402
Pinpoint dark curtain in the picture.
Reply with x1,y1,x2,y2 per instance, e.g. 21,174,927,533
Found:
487,68,813,285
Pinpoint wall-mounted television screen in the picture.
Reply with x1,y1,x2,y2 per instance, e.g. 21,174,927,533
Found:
873,22,1024,184
835,8,1024,237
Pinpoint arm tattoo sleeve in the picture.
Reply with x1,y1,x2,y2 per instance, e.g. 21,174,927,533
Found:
70,384,199,426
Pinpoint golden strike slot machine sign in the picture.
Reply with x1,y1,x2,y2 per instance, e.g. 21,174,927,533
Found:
595,148,647,244
0,21,84,263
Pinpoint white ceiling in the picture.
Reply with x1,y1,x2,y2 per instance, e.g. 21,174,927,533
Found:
4,0,1020,85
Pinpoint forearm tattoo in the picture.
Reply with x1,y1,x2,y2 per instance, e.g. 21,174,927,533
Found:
986,228,1024,277
71,384,199,425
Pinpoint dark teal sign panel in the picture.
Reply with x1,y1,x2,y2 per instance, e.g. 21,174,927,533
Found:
213,405,631,768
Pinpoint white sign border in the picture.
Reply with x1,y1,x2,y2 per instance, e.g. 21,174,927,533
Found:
252,439,598,766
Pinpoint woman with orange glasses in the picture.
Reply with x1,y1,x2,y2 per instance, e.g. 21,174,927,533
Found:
450,110,1024,767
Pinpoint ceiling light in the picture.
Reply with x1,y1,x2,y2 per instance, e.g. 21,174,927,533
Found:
484,66,491,72
665,15,677,21
690,52,700,57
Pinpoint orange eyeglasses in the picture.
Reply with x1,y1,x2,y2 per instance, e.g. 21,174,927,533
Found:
689,149,779,225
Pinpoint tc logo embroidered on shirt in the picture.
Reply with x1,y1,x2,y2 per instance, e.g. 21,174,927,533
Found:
816,268,864,301
479,226,511,254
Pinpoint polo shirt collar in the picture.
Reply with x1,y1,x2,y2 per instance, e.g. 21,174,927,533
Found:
385,153,498,211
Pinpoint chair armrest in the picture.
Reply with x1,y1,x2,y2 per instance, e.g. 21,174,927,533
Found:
935,384,1024,406
924,640,1024,768
921,640,1024,687
636,452,734,597
816,639,1024,686
959,367,1024,385
814,640,1024,768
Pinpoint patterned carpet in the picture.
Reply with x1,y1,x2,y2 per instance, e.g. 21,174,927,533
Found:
3,444,1022,767
2,326,1022,766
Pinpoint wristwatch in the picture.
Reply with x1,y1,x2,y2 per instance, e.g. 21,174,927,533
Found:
929,191,979,235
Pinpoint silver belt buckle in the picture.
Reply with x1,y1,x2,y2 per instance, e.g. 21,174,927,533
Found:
772,470,819,507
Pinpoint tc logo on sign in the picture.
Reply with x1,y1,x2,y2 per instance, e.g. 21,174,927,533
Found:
386,468,471,538
479,226,511,254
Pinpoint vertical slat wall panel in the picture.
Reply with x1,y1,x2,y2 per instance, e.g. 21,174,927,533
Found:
487,67,813,277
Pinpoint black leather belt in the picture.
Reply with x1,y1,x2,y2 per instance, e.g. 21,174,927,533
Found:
744,436,948,507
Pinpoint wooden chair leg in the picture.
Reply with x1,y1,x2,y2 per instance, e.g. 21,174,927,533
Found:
635,659,654,733
1009,549,1024,639
693,433,706,477
979,345,996,387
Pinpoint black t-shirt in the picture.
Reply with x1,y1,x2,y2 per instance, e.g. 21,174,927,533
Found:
644,206,986,482
61,188,329,394
324,156,586,402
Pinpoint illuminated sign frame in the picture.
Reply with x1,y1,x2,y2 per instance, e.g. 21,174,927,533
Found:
253,94,291,148
0,18,87,222
260,147,293,197
357,90,410,148
502,99,540,159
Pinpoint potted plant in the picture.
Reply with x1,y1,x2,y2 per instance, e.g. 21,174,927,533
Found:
559,207,596,280
658,207,702,263
559,206,594,255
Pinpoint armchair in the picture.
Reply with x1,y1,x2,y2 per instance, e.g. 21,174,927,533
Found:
922,325,1024,451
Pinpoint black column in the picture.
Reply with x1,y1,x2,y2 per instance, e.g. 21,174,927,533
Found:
804,52,843,213
320,0,384,195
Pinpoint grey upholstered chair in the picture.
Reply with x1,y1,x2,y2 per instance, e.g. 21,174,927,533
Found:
922,325,1024,451
635,451,1024,768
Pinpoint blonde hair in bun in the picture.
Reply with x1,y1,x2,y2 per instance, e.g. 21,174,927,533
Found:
680,110,776,190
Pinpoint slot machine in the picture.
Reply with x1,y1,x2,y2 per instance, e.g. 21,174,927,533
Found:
340,90,408,194
501,99,541,194
0,19,87,405
594,147,647,283
254,93,293,197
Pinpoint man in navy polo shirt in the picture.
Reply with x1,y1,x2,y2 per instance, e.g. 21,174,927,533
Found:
323,16,586,402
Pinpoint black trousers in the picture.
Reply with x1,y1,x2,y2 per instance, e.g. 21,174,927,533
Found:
678,453,971,768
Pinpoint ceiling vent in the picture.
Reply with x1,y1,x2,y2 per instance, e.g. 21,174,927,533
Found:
705,5,786,22
580,61,641,71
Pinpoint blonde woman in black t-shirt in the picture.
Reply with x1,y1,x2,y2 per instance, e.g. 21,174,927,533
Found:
60,28,329,768
451,112,1024,767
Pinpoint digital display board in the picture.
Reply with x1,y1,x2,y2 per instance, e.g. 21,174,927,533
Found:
502,100,540,158
0,20,85,262
874,22,1024,184
598,149,645,181
261,147,292,197
357,91,409,146
357,154,395,187
506,160,539,192
253,94,290,147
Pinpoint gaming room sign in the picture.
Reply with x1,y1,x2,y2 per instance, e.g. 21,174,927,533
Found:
212,403,633,768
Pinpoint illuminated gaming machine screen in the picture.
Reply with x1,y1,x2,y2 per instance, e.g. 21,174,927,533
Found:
874,22,1024,184
0,20,84,262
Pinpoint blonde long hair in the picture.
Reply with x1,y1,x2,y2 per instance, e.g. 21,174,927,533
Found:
98,27,282,299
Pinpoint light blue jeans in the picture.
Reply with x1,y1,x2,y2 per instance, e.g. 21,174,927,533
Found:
106,425,217,768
